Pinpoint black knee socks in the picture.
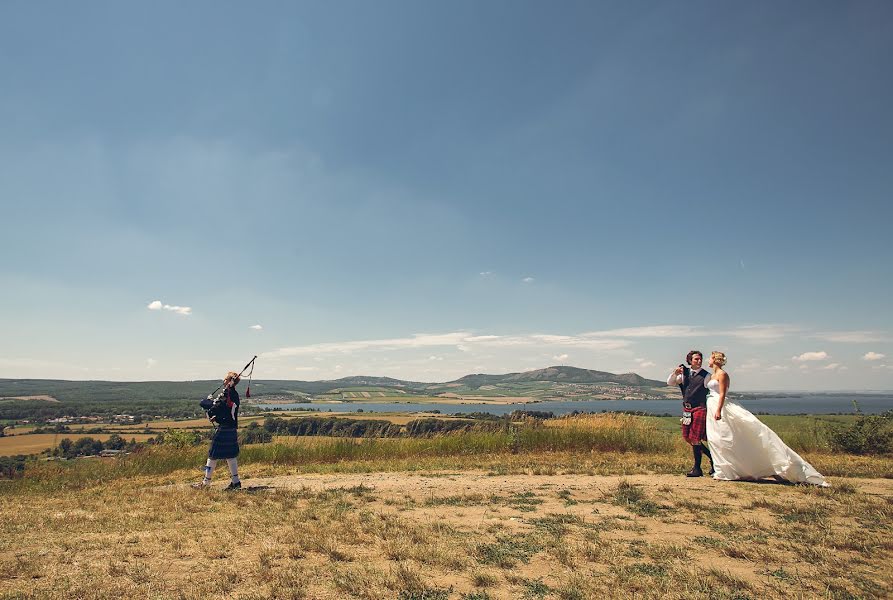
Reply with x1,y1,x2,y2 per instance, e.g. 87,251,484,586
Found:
692,444,703,470
701,443,712,464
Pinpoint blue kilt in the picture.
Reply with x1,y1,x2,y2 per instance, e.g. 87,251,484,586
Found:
209,427,239,459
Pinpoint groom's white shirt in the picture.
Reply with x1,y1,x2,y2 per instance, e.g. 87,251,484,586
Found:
667,368,711,386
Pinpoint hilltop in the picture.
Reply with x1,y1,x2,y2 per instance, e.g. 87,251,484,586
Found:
450,365,664,388
0,365,672,422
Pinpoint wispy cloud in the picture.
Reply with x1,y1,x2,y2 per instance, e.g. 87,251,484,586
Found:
820,363,844,371
863,352,885,361
522,277,535,283
147,300,192,316
553,353,569,362
634,358,656,368
735,359,763,372
813,331,886,343
262,331,630,359
584,325,704,338
479,271,493,277
582,324,797,341
146,358,157,369
792,351,829,362
250,324,263,330
727,324,799,342
768,365,790,371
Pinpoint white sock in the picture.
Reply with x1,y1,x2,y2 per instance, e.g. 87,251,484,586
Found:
203,459,217,483
226,458,240,483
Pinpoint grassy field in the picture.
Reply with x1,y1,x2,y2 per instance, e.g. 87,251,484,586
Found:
0,412,868,458
0,433,156,456
0,414,891,598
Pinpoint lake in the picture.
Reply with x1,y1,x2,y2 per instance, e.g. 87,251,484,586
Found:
255,393,893,416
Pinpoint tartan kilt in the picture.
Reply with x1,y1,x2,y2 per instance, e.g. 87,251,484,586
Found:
681,406,707,445
208,427,239,459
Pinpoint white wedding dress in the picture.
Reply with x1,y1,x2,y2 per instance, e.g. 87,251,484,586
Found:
706,379,829,486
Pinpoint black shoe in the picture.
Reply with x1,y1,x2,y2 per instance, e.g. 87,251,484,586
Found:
709,466,715,476
224,481,241,491
686,468,703,477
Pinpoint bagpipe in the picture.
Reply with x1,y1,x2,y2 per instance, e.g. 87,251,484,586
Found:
200,356,256,420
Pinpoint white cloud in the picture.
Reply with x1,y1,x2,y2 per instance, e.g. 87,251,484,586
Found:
735,359,762,372
863,352,885,361
792,351,828,362
768,365,790,371
479,271,493,277
634,358,656,368
584,325,703,338
146,358,156,369
580,323,798,343
553,354,569,362
250,324,263,330
813,331,886,343
820,363,843,371
147,299,192,316
522,277,535,283
262,330,630,359
728,324,799,342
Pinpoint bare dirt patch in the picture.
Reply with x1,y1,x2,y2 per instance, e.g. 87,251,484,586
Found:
164,470,892,597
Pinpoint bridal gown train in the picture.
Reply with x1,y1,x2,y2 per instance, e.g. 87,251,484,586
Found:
705,379,829,486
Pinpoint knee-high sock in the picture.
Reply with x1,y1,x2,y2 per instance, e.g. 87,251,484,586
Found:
203,458,217,483
692,444,703,470
700,443,713,464
226,458,240,483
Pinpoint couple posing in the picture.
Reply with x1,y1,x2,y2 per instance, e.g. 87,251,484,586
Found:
669,350,828,486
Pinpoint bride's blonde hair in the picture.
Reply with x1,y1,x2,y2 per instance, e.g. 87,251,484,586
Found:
710,351,727,367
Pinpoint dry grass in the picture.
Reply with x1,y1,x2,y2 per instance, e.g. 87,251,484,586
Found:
1,413,891,598
0,433,156,456
1,458,891,599
545,413,629,430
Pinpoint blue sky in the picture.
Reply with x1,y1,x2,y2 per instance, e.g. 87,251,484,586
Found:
1,1,891,390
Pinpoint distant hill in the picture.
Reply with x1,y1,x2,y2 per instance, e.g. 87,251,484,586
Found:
325,376,421,388
451,366,664,389
0,365,667,420
0,366,662,399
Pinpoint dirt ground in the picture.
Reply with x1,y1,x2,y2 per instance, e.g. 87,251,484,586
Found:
2,468,891,599
170,470,893,598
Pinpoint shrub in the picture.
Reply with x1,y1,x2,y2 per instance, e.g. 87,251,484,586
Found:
155,429,203,449
829,411,893,455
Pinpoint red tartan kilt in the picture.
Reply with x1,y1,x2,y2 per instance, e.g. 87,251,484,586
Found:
681,406,707,444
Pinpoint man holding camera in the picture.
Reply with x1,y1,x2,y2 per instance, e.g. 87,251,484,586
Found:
668,350,714,477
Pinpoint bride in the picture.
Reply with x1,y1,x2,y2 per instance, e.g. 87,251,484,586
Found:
706,351,829,486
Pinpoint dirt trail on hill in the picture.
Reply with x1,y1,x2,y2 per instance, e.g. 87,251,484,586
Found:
221,470,893,500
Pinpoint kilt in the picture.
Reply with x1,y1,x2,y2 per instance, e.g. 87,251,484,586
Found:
681,406,707,445
208,427,239,459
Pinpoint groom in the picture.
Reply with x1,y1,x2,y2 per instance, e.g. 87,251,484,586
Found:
668,350,714,477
